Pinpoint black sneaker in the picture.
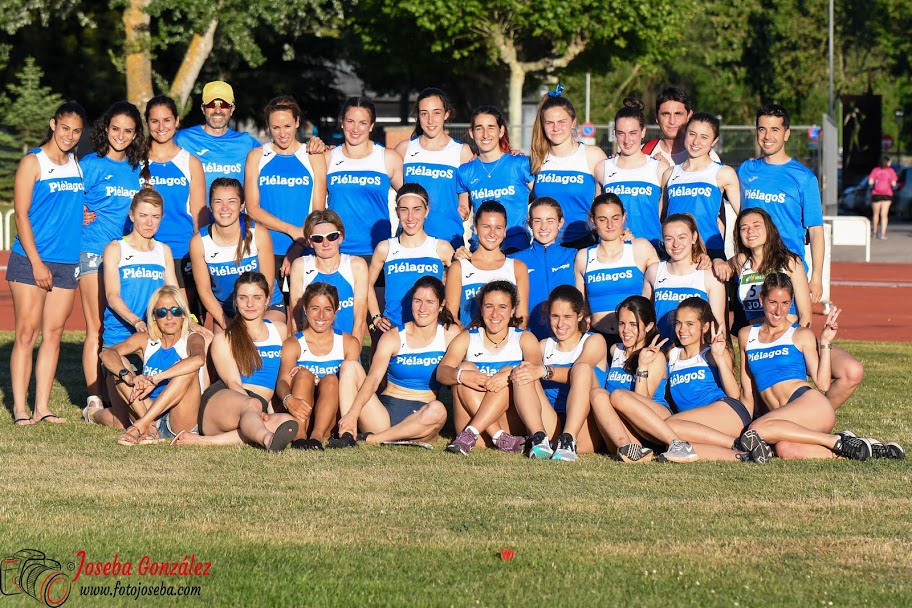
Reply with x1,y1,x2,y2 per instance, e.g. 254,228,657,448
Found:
869,439,906,460
617,443,654,463
356,432,373,442
292,438,325,451
326,432,358,449
738,429,774,464
833,436,872,461
835,430,857,442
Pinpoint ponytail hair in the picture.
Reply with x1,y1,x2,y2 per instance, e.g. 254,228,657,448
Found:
224,272,270,378
412,88,452,138
615,295,659,376
546,285,589,334
140,95,180,183
530,94,578,173
411,275,456,329
663,213,707,263
40,100,87,147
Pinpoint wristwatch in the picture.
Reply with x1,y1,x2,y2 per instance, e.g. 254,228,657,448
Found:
117,368,131,381
543,365,554,381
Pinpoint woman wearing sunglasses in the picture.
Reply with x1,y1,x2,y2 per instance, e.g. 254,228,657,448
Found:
289,210,369,342
189,177,286,332
93,286,205,444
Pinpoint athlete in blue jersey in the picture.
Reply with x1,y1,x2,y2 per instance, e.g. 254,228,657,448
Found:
368,184,454,332
101,189,177,351
174,81,260,195
438,281,543,455
395,88,475,248
456,106,534,253
599,98,670,248
289,210,369,342
445,201,529,329
79,102,144,408
95,286,205,444
511,197,577,339
643,214,725,340
662,113,741,257
245,95,327,275
574,194,659,341
337,276,462,446
173,272,299,452
189,178,285,331
142,95,207,314
275,282,361,449
738,273,894,461
510,285,607,461
324,96,403,257
529,92,606,247
7,101,86,426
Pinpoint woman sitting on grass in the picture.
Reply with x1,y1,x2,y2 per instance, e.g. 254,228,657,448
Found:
737,273,903,461
438,281,544,456
275,282,362,451
337,276,461,447
93,286,205,444
172,272,298,451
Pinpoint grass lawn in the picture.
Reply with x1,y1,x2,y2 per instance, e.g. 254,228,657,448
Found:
1,332,911,607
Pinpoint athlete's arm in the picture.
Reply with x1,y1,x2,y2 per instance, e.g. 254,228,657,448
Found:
807,225,824,304
162,244,178,287
659,166,673,221
642,262,658,300
437,330,476,387
344,328,396,421
350,255,370,343
149,332,207,387
254,224,277,302
386,148,404,191
656,158,671,219
444,263,463,327
718,165,741,215
513,259,530,329
787,257,813,327
210,332,246,394
309,151,327,212
457,192,471,221
705,270,727,333
633,237,661,270
187,155,207,231
436,241,455,271
188,233,227,330
366,240,390,331
574,249,587,295
707,333,740,399
288,257,305,332
274,335,302,407
737,326,755,409
99,331,149,379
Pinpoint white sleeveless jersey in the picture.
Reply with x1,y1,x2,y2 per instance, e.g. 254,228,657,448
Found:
295,330,345,378
458,258,517,327
465,328,525,376
653,261,709,339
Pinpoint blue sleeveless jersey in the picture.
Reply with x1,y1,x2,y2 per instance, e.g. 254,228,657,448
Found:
738,158,823,270
199,224,283,312
142,336,201,401
144,148,194,258
666,163,725,251
744,324,807,393
295,330,345,378
239,319,283,390
532,144,597,244
256,143,316,256
175,125,260,195
583,242,644,315
652,262,709,340
297,255,357,334
457,258,517,328
604,344,669,407
667,346,726,411
541,333,607,413
601,156,663,248
387,324,447,391
382,237,444,326
326,144,392,256
102,239,167,346
402,138,465,248
510,242,576,339
457,153,533,252
80,154,141,255
12,148,83,264
465,328,524,376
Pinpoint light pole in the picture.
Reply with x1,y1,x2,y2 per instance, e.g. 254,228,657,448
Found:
895,109,904,162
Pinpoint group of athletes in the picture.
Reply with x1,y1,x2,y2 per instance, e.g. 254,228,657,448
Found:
7,79,904,462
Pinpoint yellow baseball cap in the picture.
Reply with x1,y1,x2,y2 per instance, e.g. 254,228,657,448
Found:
202,81,235,105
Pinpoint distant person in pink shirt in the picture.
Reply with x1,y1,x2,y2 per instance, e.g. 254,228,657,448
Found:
868,156,898,239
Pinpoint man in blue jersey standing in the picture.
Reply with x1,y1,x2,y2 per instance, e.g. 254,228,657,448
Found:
737,104,863,410
175,80,260,195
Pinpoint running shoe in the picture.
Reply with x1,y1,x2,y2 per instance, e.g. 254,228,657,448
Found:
835,430,857,442
493,432,527,454
833,436,872,461
868,438,906,460
661,439,699,463
551,433,578,462
617,443,654,464
292,438,325,451
446,429,478,455
326,432,358,449
527,431,553,459
739,429,775,464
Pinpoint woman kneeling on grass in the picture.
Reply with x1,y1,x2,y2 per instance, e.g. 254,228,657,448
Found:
172,272,298,451
738,273,903,461
274,282,361,451
336,276,461,447
93,286,205,444
438,281,546,455
509,285,608,461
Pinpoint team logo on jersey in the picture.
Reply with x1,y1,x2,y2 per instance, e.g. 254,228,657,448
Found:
210,252,218,258
197,149,210,156
305,269,316,275
125,255,134,261
670,369,707,386
668,185,713,198
48,168,55,174
103,174,113,181
743,189,786,204
747,175,759,183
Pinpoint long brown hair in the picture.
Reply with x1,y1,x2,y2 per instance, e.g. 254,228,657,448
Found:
210,177,253,266
616,296,659,375
224,272,270,378
674,296,732,357
301,282,339,330
411,276,456,329
734,207,799,274
663,213,707,263
140,95,180,183
530,94,578,173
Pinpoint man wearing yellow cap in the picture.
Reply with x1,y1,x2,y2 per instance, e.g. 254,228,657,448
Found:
175,80,261,196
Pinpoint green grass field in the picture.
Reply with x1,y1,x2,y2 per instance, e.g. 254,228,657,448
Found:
1,332,911,607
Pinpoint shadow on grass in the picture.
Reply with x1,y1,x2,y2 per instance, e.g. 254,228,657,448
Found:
0,337,86,420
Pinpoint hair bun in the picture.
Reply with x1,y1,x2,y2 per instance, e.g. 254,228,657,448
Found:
622,97,645,112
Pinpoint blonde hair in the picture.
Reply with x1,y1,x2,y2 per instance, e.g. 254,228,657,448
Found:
145,285,191,340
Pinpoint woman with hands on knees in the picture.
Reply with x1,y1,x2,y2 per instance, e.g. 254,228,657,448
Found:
337,276,461,447
275,282,361,451
94,286,205,445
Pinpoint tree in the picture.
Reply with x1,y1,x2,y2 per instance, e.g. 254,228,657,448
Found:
382,0,694,142
0,57,64,152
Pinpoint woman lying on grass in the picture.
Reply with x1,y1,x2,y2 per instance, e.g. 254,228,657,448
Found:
172,271,298,452
94,285,205,444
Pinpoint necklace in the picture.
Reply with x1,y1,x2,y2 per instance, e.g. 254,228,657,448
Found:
484,330,507,349
480,154,504,179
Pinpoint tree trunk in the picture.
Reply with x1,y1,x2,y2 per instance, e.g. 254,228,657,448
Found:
169,19,219,116
123,0,153,115
507,63,526,150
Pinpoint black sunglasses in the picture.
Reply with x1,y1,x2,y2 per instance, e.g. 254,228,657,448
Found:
153,307,185,319
309,232,341,244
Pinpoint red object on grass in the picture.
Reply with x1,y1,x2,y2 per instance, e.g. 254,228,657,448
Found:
500,549,515,562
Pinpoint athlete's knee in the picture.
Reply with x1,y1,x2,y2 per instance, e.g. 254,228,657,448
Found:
292,367,316,389
244,398,264,414
339,360,364,379
420,400,447,427
772,440,805,460
836,356,864,385
320,373,339,389
14,325,40,347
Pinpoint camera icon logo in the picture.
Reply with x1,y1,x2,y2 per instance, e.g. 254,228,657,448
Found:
1,549,70,607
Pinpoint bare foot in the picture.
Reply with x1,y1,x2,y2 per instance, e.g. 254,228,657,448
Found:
35,413,66,424
170,430,203,446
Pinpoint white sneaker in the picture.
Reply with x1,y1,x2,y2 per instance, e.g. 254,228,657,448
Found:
661,439,699,463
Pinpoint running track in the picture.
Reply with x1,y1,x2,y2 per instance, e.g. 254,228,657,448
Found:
0,252,909,342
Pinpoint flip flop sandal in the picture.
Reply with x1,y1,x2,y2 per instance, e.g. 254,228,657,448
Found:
266,420,299,453
14,417,34,427
169,429,188,447
117,426,142,446
380,440,434,450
